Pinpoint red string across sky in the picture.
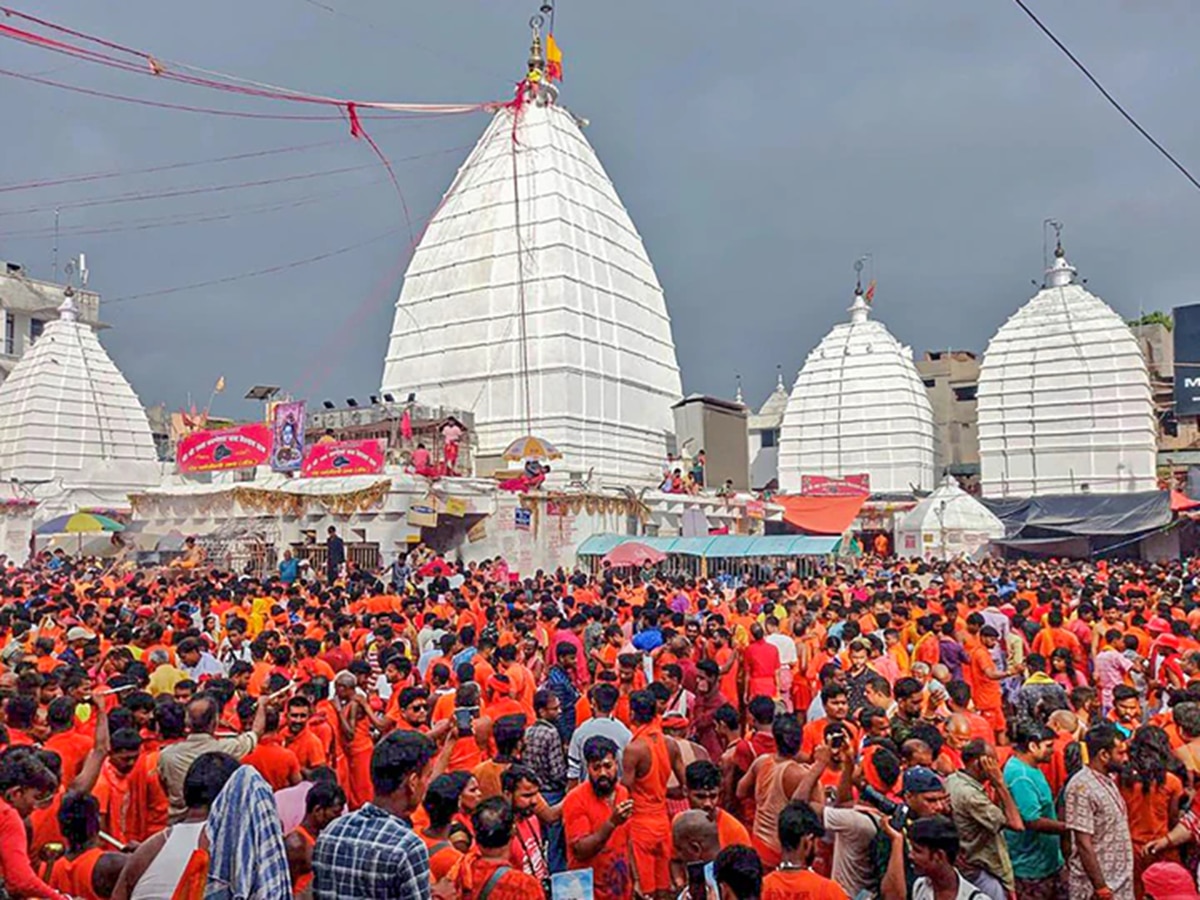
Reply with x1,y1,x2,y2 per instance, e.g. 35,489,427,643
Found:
0,5,505,243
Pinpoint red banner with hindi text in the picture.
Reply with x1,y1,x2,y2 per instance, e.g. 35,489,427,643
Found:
301,439,386,478
800,474,871,497
177,424,272,473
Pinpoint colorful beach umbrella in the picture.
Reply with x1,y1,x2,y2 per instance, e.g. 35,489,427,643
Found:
35,512,126,535
603,542,666,568
501,435,563,461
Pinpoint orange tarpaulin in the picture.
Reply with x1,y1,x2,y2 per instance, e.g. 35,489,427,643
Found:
1171,490,1200,512
775,494,867,535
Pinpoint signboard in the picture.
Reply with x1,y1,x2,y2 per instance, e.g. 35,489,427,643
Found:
514,507,532,531
467,519,488,543
177,424,272,473
407,504,438,528
442,497,467,517
800,474,871,496
301,439,385,478
744,499,765,520
270,401,306,472
1175,304,1200,416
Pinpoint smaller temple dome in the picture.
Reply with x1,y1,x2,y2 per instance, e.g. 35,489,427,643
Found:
0,294,159,488
779,285,935,495
977,240,1156,497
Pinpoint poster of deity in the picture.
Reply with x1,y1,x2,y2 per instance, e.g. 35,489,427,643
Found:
270,401,307,472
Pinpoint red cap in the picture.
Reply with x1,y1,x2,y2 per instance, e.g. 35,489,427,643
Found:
1147,616,1172,635
1143,862,1200,899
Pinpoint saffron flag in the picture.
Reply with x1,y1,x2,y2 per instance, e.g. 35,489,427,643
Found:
546,33,563,81
864,280,876,304
214,375,226,393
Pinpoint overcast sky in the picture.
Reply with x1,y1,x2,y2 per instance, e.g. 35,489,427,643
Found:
3,0,1200,417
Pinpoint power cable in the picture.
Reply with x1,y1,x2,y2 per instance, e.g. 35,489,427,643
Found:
0,162,378,218
1010,0,1200,193
104,228,401,304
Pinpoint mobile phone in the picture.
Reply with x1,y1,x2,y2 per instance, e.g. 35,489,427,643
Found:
685,860,710,900
453,706,479,736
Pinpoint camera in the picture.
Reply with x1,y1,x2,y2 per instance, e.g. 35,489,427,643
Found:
860,784,910,832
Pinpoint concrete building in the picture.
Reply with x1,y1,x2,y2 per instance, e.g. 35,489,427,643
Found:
915,350,980,479
0,262,101,383
977,240,1156,497
1131,316,1200,487
671,395,749,491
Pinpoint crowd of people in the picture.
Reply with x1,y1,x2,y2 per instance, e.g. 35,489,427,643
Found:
0,546,1197,900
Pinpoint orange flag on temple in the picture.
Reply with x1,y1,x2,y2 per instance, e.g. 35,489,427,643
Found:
546,33,563,81
864,280,876,304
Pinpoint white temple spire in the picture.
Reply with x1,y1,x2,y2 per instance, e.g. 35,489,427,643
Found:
779,267,934,495
0,286,158,486
978,235,1155,497
1045,239,1077,288
849,289,870,324
380,21,682,484
58,289,78,323
849,258,870,324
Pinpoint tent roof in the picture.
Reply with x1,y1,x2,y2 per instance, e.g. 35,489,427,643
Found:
897,475,1005,535
981,491,1171,539
577,534,840,559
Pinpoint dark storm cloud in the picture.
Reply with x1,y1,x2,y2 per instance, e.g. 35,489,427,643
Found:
2,1,1199,416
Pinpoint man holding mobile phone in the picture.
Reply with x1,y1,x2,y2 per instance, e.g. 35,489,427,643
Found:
563,737,634,900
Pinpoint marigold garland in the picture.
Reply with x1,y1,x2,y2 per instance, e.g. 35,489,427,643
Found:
129,480,392,518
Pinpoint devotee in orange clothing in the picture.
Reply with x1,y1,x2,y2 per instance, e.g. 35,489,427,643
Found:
92,727,142,845
48,793,123,900
242,707,303,791
332,672,390,809
761,801,850,900
281,696,329,775
284,781,345,898
416,775,468,883
124,703,185,843
563,736,633,900
43,699,92,786
622,691,684,897
450,798,544,900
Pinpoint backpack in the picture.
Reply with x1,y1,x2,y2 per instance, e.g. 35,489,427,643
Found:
863,817,893,898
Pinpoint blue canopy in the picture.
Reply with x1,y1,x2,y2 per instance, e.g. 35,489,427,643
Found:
576,534,840,559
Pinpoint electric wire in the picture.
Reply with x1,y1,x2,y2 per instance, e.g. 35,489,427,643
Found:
104,227,402,304
1010,0,1200,193
0,163,379,218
